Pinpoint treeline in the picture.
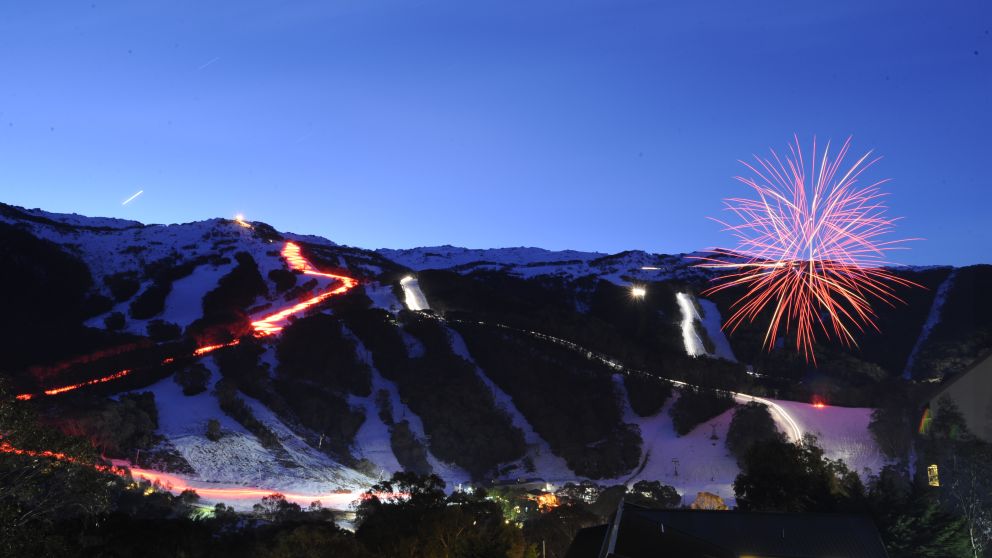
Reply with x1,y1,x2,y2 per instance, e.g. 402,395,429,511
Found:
0,222,138,378
187,252,269,344
669,387,735,436
416,270,753,396
911,265,992,381
332,296,527,479
452,321,641,479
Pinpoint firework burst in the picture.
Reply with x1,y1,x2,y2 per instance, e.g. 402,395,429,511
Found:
696,135,922,362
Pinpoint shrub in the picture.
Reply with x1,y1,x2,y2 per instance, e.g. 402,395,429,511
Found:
103,272,141,301
147,320,181,341
214,379,282,451
202,252,268,318
669,387,735,436
175,363,211,396
273,379,365,457
205,418,222,441
868,399,914,460
453,321,640,478
129,282,171,319
56,392,159,458
389,420,432,476
276,314,371,397
626,480,682,509
725,402,785,463
268,268,298,292
734,435,865,513
624,373,672,417
104,311,125,330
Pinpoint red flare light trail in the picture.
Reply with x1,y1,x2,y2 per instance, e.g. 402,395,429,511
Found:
696,136,921,362
16,241,359,399
250,242,359,336
3,241,381,508
0,439,381,507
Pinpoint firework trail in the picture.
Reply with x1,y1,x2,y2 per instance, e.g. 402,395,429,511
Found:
696,135,921,362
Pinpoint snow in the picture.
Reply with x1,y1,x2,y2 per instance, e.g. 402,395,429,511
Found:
377,245,604,271
697,299,736,361
771,399,888,476
347,330,471,487
611,378,739,506
446,327,575,480
903,268,958,379
675,293,736,361
137,359,376,510
676,292,708,357
364,283,404,313
608,379,887,507
4,204,891,508
399,276,430,311
158,263,235,328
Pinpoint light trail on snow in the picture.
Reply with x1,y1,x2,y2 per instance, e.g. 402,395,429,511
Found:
444,316,805,443
250,242,359,335
0,439,402,509
15,241,359,399
6,241,369,508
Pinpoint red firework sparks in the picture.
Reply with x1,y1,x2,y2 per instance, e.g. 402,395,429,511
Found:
695,136,922,362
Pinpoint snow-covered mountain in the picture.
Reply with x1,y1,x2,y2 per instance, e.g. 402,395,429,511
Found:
3,201,986,511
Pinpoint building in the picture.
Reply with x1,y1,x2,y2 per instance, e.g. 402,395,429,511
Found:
566,501,889,558
925,351,992,442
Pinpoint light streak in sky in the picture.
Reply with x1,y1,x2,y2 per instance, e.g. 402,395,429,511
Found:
121,190,144,205
197,57,220,70
695,136,922,362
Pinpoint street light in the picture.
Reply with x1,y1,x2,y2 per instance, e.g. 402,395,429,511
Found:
630,285,647,299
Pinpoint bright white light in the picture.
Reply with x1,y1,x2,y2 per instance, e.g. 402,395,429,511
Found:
640,266,660,270
630,286,647,298
400,275,430,311
676,292,707,357
234,214,251,228
121,190,144,206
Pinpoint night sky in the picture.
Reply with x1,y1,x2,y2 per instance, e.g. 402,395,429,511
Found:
1,1,989,265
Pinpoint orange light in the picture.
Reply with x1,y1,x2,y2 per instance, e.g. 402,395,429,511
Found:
13,241,359,400
193,339,241,356
250,242,360,336
42,368,132,396
813,402,826,409
527,492,560,512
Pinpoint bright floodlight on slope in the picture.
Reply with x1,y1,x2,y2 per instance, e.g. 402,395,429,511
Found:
630,286,647,299
400,275,414,284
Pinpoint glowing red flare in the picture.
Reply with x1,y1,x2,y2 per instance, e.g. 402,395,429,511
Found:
250,242,359,336
696,136,922,362
193,340,241,356
43,369,132,396
15,241,359,399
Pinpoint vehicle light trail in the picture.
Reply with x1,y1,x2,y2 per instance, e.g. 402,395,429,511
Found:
15,241,359,399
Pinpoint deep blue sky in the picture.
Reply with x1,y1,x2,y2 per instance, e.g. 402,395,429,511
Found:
1,1,989,265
